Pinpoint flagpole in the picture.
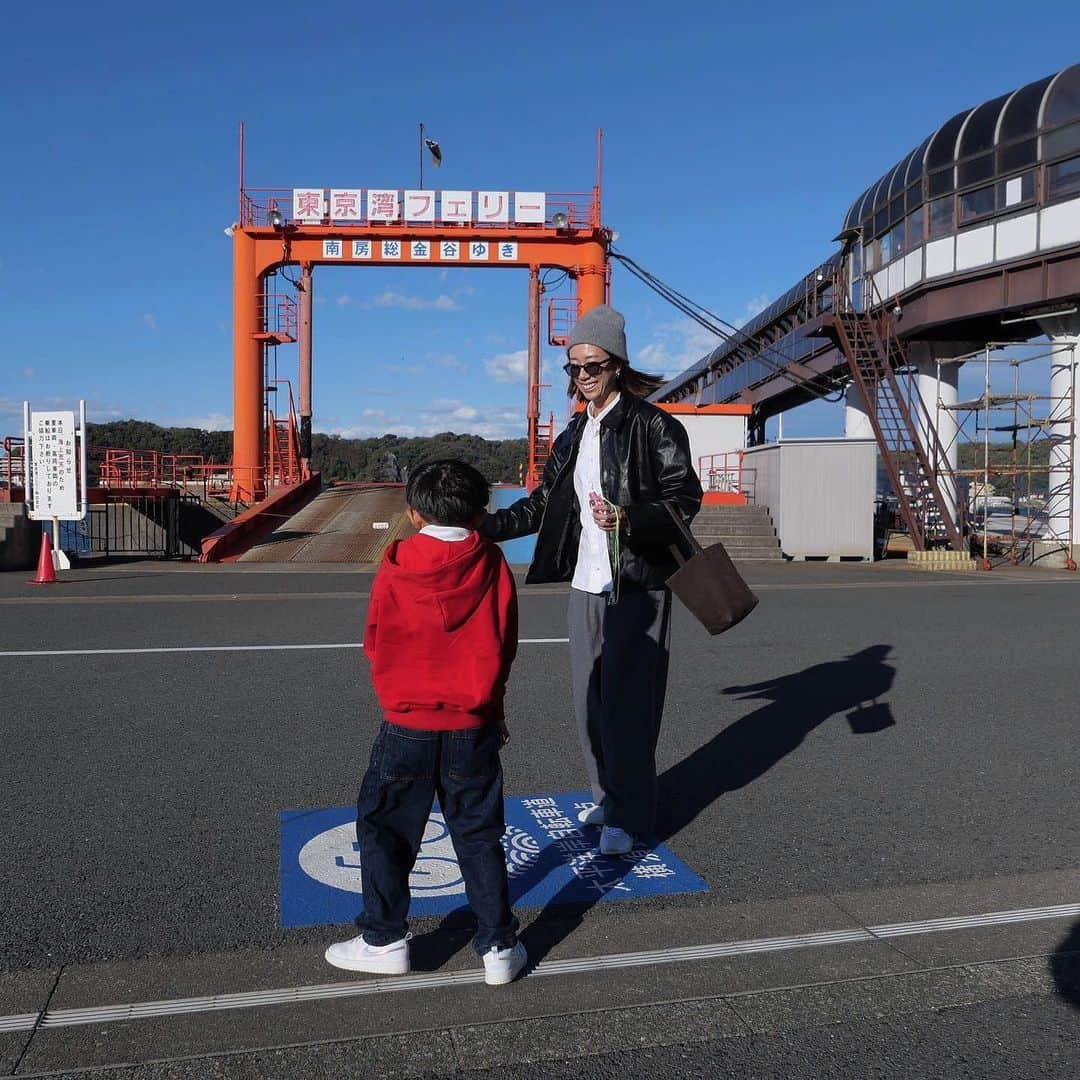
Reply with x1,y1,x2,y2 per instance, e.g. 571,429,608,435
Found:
419,122,424,189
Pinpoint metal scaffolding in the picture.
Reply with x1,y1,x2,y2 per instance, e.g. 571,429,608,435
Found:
933,341,1076,570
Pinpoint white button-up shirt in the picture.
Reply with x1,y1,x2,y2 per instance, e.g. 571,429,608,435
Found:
571,394,621,594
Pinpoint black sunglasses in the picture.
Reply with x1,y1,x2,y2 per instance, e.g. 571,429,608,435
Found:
563,359,616,379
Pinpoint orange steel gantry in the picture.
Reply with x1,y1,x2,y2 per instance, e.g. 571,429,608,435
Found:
230,127,610,502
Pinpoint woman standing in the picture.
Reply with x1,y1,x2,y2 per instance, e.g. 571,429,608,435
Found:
482,304,702,854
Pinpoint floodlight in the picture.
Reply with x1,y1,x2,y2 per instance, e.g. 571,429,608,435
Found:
552,211,569,229
268,208,284,229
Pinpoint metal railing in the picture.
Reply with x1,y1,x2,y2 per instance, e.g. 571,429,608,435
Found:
99,450,215,488
266,379,304,487
1,436,25,500
257,291,298,342
548,297,581,346
699,451,747,498
50,494,196,559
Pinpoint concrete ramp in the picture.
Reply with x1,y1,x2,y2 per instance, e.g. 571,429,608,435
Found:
238,483,412,564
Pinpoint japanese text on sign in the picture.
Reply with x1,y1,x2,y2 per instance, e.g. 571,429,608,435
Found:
291,189,548,226
30,411,78,518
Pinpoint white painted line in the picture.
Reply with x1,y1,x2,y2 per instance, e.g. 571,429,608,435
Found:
10,900,1078,1032
0,1013,38,1033
0,639,569,658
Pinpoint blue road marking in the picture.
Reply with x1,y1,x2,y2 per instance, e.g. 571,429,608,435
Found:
280,790,708,929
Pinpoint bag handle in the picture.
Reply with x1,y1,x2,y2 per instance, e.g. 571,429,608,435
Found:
664,501,705,566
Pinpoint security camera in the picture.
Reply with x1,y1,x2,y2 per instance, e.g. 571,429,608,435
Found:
892,303,902,318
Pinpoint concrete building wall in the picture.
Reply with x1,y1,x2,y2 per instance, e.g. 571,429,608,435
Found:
0,503,40,570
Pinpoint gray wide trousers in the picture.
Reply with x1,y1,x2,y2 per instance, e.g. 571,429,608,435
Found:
567,587,672,838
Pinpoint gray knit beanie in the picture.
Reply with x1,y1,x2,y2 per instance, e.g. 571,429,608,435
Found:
566,304,628,364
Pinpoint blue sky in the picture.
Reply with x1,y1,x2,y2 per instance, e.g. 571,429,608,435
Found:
4,1,1079,443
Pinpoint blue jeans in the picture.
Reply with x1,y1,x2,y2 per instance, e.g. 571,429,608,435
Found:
355,721,519,954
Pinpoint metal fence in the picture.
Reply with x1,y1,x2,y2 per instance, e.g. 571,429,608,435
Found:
52,495,196,558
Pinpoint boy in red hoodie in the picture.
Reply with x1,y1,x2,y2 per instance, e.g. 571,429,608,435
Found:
325,460,527,986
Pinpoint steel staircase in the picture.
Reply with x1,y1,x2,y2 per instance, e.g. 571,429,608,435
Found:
829,292,962,552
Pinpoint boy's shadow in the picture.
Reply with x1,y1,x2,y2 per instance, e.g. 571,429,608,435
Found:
414,644,897,971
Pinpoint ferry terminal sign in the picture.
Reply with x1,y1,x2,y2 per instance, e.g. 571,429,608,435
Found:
322,238,520,262
293,189,546,226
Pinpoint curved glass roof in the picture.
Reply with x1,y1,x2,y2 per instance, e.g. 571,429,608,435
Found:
660,66,1080,404
841,64,1080,238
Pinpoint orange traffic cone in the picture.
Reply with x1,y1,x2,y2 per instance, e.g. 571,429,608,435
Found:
30,532,58,585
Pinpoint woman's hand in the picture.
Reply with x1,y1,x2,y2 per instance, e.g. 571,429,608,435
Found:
589,492,624,533
592,503,620,532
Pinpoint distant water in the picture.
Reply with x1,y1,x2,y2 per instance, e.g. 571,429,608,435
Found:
41,519,91,552
489,486,536,566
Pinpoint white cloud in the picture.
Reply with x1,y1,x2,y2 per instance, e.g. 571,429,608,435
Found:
0,396,127,432
373,289,457,311
744,294,772,319
336,294,352,306
427,353,467,373
22,367,33,379
325,399,527,441
171,412,233,431
423,399,479,422
637,319,723,377
485,349,528,383
142,313,157,330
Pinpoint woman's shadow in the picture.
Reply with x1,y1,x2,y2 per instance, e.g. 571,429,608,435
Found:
475,643,898,968
657,643,896,836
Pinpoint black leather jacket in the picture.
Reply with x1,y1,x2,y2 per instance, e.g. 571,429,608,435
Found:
481,394,703,589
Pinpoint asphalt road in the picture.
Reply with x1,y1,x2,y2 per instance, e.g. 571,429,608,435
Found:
1,560,1078,1076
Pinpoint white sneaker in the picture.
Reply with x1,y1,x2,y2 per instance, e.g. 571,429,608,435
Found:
324,933,410,974
482,941,528,986
599,825,634,856
578,803,604,826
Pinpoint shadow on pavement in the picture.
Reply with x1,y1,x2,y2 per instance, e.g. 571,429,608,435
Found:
505,643,898,969
657,643,896,834
1050,919,1080,1009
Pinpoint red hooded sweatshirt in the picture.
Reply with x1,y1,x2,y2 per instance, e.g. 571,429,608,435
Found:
363,530,518,730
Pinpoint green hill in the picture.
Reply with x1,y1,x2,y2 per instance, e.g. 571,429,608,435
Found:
85,421,529,485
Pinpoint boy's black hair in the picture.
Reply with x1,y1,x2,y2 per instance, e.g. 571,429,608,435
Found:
405,459,490,528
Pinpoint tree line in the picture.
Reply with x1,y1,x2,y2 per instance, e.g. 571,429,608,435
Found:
85,419,1053,495
85,421,529,485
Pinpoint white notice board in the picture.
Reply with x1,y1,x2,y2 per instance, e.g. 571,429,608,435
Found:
29,410,79,519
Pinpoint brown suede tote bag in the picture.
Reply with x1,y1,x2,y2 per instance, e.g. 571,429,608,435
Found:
664,502,759,635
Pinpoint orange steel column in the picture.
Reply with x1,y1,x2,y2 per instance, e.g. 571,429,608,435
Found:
232,230,263,502
526,267,540,483
574,241,609,316
299,263,313,476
